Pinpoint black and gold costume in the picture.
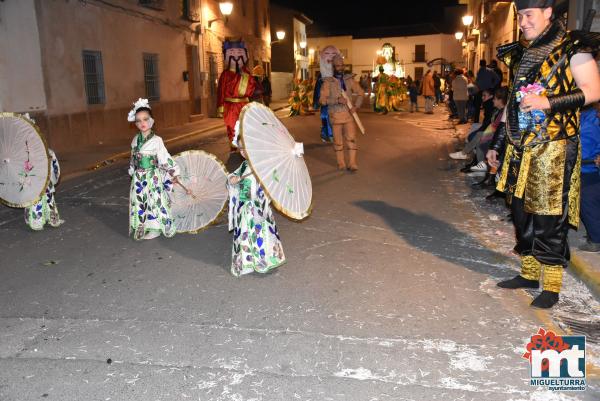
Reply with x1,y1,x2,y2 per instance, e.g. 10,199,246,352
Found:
495,17,599,307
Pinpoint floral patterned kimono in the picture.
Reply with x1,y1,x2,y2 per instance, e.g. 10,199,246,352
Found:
228,161,285,277
128,132,180,240
24,149,63,230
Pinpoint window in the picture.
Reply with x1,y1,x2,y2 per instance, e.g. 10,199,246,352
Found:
414,44,426,63
139,0,165,10
182,0,200,21
414,67,424,81
82,50,105,105
143,53,160,101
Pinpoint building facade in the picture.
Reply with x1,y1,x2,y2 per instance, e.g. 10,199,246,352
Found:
307,34,463,80
0,0,271,153
269,4,312,100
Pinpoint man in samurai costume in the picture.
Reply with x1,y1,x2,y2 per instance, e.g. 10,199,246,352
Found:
313,45,341,142
319,54,364,171
487,0,600,308
217,39,257,148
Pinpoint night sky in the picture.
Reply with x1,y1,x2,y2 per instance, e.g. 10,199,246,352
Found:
271,0,461,34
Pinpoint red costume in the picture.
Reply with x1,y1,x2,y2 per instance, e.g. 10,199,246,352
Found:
217,40,257,143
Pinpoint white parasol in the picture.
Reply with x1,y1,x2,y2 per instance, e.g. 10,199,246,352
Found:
0,113,50,208
171,150,228,233
239,102,312,220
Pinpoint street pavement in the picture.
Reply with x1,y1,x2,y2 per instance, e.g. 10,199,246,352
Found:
0,105,599,401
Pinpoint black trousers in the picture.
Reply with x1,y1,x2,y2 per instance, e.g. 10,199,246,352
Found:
511,196,571,267
472,92,482,123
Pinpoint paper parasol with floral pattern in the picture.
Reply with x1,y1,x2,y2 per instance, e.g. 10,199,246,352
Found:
239,102,312,220
0,113,50,208
171,150,228,233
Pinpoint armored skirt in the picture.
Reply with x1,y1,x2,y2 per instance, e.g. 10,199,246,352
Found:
227,161,286,277
128,132,180,240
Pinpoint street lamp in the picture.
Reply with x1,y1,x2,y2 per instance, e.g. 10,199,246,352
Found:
299,41,307,49
462,15,473,26
455,31,464,40
271,30,286,45
208,2,233,28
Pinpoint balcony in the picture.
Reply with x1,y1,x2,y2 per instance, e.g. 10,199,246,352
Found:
412,52,429,63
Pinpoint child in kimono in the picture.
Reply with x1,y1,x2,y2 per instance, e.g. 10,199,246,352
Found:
127,98,190,240
227,122,286,277
24,148,64,230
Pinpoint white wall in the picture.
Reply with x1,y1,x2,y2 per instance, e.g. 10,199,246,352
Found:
0,0,47,112
271,72,293,100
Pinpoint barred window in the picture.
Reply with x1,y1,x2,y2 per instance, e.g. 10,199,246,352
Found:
82,50,105,105
143,53,160,101
138,0,165,10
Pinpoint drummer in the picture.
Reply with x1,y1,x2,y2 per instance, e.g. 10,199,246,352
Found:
227,122,286,277
24,148,65,230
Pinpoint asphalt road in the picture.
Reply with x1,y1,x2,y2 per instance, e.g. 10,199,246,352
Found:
1,107,598,401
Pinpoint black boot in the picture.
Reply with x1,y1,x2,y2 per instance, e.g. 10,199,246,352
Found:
485,190,505,202
471,173,494,190
497,275,540,289
531,291,559,308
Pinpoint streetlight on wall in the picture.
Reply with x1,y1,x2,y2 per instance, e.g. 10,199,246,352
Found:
271,30,286,44
299,41,307,49
455,31,464,40
208,2,233,27
462,15,473,26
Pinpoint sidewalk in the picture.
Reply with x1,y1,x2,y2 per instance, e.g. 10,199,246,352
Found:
446,112,600,299
59,100,289,180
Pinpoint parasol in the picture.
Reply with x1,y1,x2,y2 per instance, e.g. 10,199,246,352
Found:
0,113,50,208
239,102,312,220
170,150,228,233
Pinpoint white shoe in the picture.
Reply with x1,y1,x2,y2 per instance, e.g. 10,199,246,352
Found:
470,161,488,172
449,151,468,160
466,170,487,177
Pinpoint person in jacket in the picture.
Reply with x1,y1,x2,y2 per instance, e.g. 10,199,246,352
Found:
421,70,436,114
452,69,469,124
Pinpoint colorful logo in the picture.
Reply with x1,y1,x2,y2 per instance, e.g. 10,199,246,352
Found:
524,328,586,391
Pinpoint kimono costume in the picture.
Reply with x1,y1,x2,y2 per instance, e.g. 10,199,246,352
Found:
128,132,180,240
495,17,600,306
374,72,391,113
313,76,333,142
288,80,302,117
25,149,63,230
227,161,285,277
217,67,257,142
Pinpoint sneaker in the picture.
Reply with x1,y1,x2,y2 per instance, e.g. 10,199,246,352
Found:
449,151,468,160
470,161,488,172
579,240,600,253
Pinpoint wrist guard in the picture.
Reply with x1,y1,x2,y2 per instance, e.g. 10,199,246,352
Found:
547,88,585,114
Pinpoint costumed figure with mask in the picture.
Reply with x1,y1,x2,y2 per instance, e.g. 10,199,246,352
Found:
227,122,286,277
24,148,64,231
288,78,302,116
374,64,391,114
319,54,364,171
217,39,257,146
313,46,341,142
127,98,190,240
490,0,600,308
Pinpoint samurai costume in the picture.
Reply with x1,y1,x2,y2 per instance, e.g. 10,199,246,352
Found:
320,57,364,171
495,0,600,308
217,40,257,144
24,149,64,230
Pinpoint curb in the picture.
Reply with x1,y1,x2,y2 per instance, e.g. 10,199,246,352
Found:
73,104,290,179
569,252,600,299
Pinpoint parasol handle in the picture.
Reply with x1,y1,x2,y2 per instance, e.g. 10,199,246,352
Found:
341,91,366,135
175,179,196,199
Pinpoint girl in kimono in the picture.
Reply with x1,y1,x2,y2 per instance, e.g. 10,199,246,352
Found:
24,148,64,230
227,122,286,277
127,98,190,240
